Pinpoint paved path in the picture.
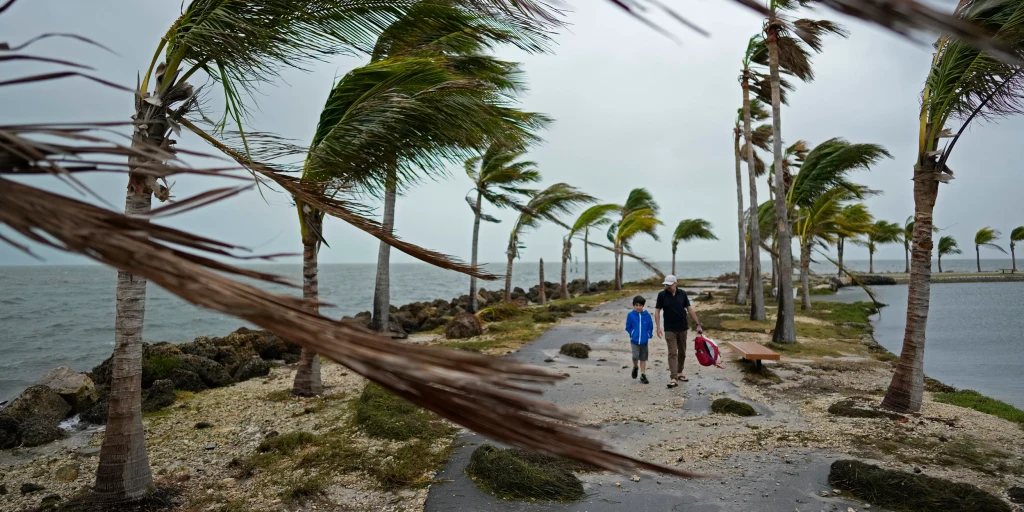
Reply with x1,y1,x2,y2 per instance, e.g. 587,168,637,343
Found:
425,294,874,512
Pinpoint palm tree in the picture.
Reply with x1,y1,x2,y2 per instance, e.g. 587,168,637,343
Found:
882,0,1024,414
563,204,619,298
974,227,1007,272
671,219,718,275
466,144,541,311
294,3,551,393
733,99,773,305
762,0,848,343
857,220,903,274
789,138,889,311
834,204,874,278
608,189,660,290
1012,227,1024,272
95,2,452,502
504,184,594,301
937,236,962,273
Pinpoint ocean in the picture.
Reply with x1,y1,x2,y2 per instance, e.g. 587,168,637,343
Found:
0,257,1016,403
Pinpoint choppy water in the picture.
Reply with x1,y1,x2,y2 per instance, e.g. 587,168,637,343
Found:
0,257,1014,402
823,282,1024,409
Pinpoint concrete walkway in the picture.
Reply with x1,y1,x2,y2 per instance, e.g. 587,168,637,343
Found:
425,294,874,512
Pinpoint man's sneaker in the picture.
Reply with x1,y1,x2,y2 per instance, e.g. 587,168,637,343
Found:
631,367,639,379
640,374,649,384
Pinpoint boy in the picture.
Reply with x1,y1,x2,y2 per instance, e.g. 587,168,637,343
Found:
625,295,654,384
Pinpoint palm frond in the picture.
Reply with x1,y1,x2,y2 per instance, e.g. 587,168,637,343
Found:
617,207,662,244
788,138,892,208
671,219,717,252
974,226,1007,254
623,187,659,215
509,182,595,246
1011,226,1024,243
570,203,620,238
938,235,962,256
868,220,904,245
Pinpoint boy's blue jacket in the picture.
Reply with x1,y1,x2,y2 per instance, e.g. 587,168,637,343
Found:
625,310,654,345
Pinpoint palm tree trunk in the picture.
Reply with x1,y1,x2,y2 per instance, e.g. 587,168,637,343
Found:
938,253,943,274
95,93,169,503
734,130,749,305
672,249,677,276
560,239,570,299
882,177,939,413
95,184,153,503
771,245,779,293
469,190,483,313
837,238,845,278
538,258,546,305
904,241,910,274
1013,243,1017,272
371,179,397,333
292,218,323,396
613,244,622,291
584,230,590,292
976,245,981,272
503,246,515,302
870,249,875,274
800,242,812,311
767,31,796,343
742,70,766,321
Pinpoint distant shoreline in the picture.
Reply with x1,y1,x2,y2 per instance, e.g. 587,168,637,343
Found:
858,272,1024,285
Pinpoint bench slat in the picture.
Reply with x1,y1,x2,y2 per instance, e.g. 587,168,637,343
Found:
727,341,781,361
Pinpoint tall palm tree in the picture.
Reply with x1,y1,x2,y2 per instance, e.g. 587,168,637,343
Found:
732,100,771,305
1011,227,1024,272
608,188,660,290
466,144,541,311
96,2,449,502
856,220,903,274
504,184,594,301
762,0,848,343
834,204,874,278
294,3,551,393
882,0,1024,414
671,219,718,275
789,138,889,311
974,227,1007,272
563,204,619,298
937,236,961,273
901,216,914,273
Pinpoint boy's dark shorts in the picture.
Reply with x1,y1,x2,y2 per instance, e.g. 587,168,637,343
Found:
631,344,649,361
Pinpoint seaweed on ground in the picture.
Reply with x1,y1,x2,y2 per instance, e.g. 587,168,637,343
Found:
558,343,591,359
354,382,451,441
828,459,1011,512
465,444,586,502
711,398,757,416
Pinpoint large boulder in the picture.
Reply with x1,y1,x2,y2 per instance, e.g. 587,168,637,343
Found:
142,380,175,412
20,419,65,447
168,369,207,392
234,356,270,382
444,313,483,340
394,311,420,333
0,415,20,449
178,355,233,388
37,367,98,412
80,398,108,425
855,274,898,286
179,337,218,360
416,306,439,327
0,386,70,426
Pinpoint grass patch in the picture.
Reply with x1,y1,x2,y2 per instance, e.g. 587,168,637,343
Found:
828,459,1011,512
477,303,528,322
533,312,559,323
558,343,591,359
808,302,877,325
809,288,836,295
265,389,294,402
354,382,452,441
765,341,845,358
142,355,181,383
934,390,1024,427
924,377,957,393
485,317,534,333
280,473,328,505
172,390,195,402
711,398,757,416
259,432,318,455
465,444,586,502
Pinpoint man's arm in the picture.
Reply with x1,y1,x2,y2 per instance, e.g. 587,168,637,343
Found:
687,305,702,334
654,308,663,338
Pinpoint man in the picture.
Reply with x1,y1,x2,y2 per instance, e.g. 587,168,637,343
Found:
654,275,702,388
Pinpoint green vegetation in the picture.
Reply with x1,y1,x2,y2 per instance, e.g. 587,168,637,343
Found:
280,474,329,505
142,355,182,383
354,382,453,441
533,312,559,323
558,343,591,359
259,432,318,455
465,444,588,502
828,460,1011,512
851,431,1024,477
477,303,529,322
934,390,1024,428
711,398,757,416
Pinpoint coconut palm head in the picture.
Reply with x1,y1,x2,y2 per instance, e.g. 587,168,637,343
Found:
975,226,1008,253
868,220,904,246
466,143,541,221
570,203,619,238
835,203,874,239
754,0,849,83
938,236,962,257
1011,226,1024,249
788,138,891,208
509,183,595,256
671,219,717,254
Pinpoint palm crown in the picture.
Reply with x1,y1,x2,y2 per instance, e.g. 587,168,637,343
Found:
938,236,962,257
508,184,595,256
466,143,541,220
1012,227,1024,249
672,219,717,254
974,227,1007,253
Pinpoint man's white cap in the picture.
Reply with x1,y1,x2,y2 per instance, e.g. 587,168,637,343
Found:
662,275,678,286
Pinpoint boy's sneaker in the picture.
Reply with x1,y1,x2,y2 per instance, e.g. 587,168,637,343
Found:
640,374,649,384
631,367,638,379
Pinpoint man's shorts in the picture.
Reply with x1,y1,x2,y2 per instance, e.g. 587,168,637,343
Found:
631,344,649,361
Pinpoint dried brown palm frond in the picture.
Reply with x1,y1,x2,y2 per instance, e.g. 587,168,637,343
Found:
180,117,499,281
0,176,705,480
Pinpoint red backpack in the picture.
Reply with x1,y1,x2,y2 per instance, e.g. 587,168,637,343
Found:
694,335,723,368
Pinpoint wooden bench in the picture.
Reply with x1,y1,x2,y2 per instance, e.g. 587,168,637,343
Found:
701,289,715,299
999,269,1016,274
727,341,781,370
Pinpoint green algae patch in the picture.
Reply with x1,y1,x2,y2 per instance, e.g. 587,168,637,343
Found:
466,444,587,502
711,398,757,416
558,343,591,359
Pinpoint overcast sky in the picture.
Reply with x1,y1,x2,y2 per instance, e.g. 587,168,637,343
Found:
1,0,1022,268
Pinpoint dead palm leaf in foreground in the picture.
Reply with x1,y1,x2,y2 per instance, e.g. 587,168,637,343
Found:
0,176,707,481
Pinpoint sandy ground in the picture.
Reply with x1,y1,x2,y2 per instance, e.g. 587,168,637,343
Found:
424,293,1024,512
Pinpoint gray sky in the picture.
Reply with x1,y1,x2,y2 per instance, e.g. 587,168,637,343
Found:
1,0,1022,268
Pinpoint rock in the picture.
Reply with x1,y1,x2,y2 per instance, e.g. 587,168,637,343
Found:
234,356,270,382
20,418,65,446
631,474,640,482
0,484,5,495
77,447,100,457
81,398,108,425
559,343,591,359
37,366,99,412
387,313,409,339
54,462,79,482
142,379,175,412
0,415,20,448
819,490,829,497
854,275,897,286
213,346,245,376
168,368,207,392
178,355,233,388
179,336,219,360
416,306,439,326
204,442,217,450
39,494,62,510
1008,486,1024,504
394,310,419,333
0,385,70,446
195,422,213,429
219,477,237,488
20,482,44,495
444,313,483,340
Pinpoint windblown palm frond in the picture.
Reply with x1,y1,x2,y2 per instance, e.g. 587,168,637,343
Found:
468,142,541,218
788,138,891,208
671,219,717,253
508,183,595,255
1012,226,1024,247
834,203,874,239
867,220,904,246
974,226,1008,253
617,208,663,245
570,203,619,238
938,235,962,256
623,187,660,215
